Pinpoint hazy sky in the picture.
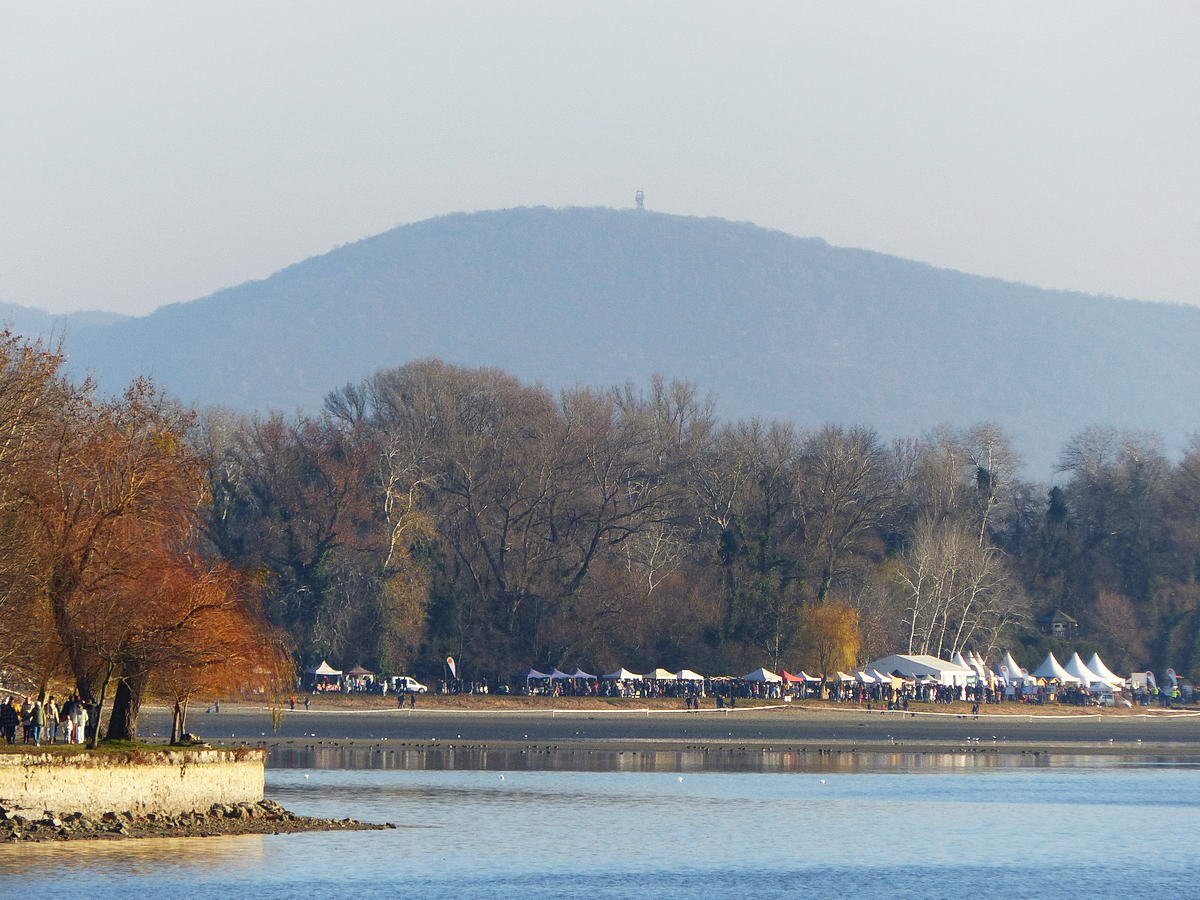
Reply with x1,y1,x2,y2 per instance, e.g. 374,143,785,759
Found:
3,2,1197,316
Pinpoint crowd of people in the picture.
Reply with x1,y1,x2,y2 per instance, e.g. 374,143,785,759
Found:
0,693,96,746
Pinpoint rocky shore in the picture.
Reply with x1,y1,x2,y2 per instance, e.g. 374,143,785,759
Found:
0,799,395,842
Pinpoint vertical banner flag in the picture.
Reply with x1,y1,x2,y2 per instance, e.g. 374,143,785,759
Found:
446,656,457,678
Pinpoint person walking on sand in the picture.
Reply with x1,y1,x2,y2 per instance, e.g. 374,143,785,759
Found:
409,691,416,709
303,696,310,711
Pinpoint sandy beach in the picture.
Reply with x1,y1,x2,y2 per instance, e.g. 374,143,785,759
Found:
140,699,1200,758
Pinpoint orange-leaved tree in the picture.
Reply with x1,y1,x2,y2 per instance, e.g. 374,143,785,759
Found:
796,601,862,678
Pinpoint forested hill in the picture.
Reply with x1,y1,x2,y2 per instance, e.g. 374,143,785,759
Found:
27,207,1200,474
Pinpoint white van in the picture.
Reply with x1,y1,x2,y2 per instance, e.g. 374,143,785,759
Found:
392,676,428,693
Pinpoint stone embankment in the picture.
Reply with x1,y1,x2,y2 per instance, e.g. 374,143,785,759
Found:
0,799,394,842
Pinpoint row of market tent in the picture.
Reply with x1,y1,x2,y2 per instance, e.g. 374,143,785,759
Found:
523,650,1132,691
521,667,821,683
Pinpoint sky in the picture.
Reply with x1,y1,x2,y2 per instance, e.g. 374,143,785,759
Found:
2,1,1198,316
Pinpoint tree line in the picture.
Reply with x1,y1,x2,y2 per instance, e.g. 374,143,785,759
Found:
4,334,1196,709
198,358,1200,683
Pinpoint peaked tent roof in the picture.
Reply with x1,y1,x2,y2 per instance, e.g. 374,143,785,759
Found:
855,671,876,683
603,667,643,681
549,668,574,679
1064,653,1107,687
997,651,1027,680
650,668,676,680
799,671,822,682
870,669,894,683
570,668,596,679
675,669,705,681
347,665,373,676
1031,652,1079,682
1087,653,1125,686
744,667,782,682
523,668,551,679
781,670,805,684
310,660,342,676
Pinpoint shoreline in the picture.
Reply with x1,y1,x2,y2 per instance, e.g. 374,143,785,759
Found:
0,800,394,843
137,701,1200,759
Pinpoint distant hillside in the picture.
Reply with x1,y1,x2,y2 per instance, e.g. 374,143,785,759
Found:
0,301,128,343
32,207,1200,475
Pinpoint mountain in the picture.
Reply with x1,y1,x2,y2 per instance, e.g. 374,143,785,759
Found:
28,207,1200,475
0,301,129,344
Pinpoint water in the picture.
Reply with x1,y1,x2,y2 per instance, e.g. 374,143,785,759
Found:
1,751,1196,899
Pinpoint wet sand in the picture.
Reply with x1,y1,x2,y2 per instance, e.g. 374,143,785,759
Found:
141,703,1200,758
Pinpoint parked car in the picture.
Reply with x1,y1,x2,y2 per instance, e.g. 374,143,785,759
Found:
392,676,428,693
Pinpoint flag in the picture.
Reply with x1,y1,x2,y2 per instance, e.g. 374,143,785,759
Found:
446,656,457,678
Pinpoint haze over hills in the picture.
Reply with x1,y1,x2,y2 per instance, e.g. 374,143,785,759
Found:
6,206,1197,477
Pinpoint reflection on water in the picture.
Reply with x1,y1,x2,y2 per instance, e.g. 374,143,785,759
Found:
0,833,266,876
2,751,1197,899
268,744,1197,775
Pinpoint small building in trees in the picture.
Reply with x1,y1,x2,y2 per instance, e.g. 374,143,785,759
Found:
1036,609,1079,639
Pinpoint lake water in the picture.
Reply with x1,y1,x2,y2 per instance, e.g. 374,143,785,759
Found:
0,750,1196,899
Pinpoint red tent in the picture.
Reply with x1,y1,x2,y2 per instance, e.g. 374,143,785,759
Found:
781,670,805,684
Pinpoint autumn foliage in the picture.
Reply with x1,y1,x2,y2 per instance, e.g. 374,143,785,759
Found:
0,332,282,744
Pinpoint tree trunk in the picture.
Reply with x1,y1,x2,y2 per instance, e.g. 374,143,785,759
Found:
105,671,148,742
88,663,115,749
170,701,182,744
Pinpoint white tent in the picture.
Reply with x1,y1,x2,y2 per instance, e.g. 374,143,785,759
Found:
854,671,876,683
675,669,705,681
310,660,342,676
799,671,822,682
996,651,1027,682
1031,652,1079,683
523,668,551,680
1064,653,1108,689
744,667,782,683
835,671,855,682
1087,653,1125,688
570,668,597,679
549,668,574,680
951,651,972,672
649,668,676,680
865,654,975,686
603,668,643,681
870,669,894,684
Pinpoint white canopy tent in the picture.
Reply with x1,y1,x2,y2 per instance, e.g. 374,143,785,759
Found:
865,654,975,686
799,671,822,682
1032,652,1079,683
523,668,550,680
549,668,574,680
996,651,1028,682
309,660,342,676
854,671,876,684
675,669,705,681
1087,653,1125,688
1063,652,1106,688
570,668,596,679
743,667,783,683
870,669,894,684
649,668,676,680
603,668,643,681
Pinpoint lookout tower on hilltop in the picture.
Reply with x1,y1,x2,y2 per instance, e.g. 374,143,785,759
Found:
635,189,644,210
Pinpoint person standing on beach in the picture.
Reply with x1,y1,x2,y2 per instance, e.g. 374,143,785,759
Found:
44,695,59,743
29,696,45,745
409,691,416,708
